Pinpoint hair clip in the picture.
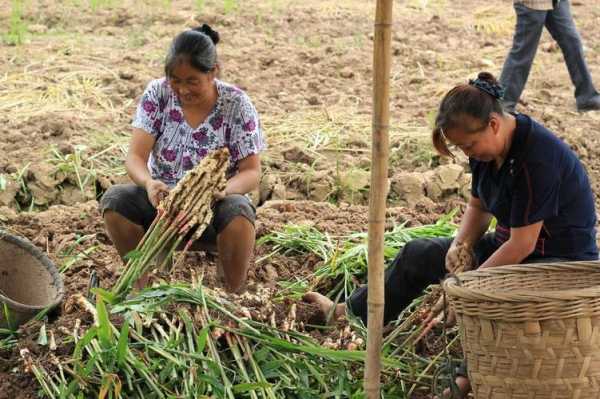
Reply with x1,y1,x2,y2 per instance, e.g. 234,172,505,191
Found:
469,78,505,100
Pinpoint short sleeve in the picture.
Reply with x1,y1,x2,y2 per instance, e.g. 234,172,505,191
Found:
469,159,480,198
132,80,165,137
510,162,560,227
227,94,266,162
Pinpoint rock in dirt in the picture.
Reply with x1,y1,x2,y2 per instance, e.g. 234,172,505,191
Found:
28,181,59,206
259,174,279,204
309,180,332,202
0,179,19,207
459,173,471,199
271,183,287,200
0,205,17,222
424,164,470,201
339,68,355,79
307,96,321,106
263,264,279,281
28,24,48,34
118,71,135,80
25,162,64,206
282,146,315,165
28,162,61,189
41,120,68,137
339,168,370,193
6,131,25,144
58,184,96,206
390,171,427,206
304,170,335,202
3,164,18,174
58,143,75,155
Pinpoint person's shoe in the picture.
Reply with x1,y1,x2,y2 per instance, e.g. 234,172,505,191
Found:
577,95,600,112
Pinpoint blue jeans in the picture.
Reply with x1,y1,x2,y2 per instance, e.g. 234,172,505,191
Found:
500,1,599,110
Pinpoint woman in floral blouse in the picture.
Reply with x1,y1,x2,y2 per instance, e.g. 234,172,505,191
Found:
100,24,265,292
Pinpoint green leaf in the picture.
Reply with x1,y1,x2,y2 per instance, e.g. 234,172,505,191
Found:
93,288,117,305
123,249,143,261
74,326,97,360
232,382,272,393
116,319,129,366
96,296,113,347
196,326,209,353
2,303,15,331
0,175,6,191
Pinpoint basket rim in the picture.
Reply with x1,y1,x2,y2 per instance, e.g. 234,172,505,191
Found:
443,261,600,303
0,230,64,312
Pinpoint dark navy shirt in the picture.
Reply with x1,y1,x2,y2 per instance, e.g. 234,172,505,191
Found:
470,114,598,261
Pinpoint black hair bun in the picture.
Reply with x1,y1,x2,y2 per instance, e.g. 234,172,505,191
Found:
477,71,498,85
194,24,220,45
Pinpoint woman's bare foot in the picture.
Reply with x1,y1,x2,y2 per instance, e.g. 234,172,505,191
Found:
302,292,346,324
434,376,471,399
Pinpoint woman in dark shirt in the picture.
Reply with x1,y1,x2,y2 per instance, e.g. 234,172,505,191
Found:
304,71,598,398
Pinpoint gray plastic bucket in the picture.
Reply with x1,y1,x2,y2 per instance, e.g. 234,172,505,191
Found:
0,230,64,329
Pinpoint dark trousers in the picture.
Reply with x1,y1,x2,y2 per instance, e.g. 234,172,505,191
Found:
499,0,599,111
347,233,570,326
347,235,499,325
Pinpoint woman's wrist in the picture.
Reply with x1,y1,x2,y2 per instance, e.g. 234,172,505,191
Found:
141,177,154,190
452,239,472,249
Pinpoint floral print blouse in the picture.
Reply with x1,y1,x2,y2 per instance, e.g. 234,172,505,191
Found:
132,78,265,187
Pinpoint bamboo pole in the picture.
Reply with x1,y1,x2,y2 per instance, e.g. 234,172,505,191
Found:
365,0,393,398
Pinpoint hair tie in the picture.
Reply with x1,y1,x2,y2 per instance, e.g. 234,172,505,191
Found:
469,78,505,100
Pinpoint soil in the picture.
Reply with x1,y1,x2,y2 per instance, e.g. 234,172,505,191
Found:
0,0,598,209
1,0,599,397
0,199,443,398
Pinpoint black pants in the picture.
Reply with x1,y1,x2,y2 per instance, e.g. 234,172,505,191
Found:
347,234,500,325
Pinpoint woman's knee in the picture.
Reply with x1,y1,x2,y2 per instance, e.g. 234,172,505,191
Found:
403,238,449,263
396,238,450,280
213,194,256,234
99,184,154,230
103,208,120,225
103,209,142,232
221,215,254,237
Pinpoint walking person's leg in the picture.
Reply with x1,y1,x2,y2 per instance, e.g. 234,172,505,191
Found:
544,0,600,111
499,4,547,112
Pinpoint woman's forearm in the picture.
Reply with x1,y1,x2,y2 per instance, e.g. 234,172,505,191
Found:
126,154,153,188
479,239,532,268
225,169,260,195
454,199,493,246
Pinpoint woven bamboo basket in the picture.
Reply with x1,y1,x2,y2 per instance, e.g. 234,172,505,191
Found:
443,261,600,399
0,230,64,329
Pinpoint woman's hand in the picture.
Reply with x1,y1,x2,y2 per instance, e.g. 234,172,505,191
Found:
213,190,227,202
445,241,475,273
145,179,170,208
